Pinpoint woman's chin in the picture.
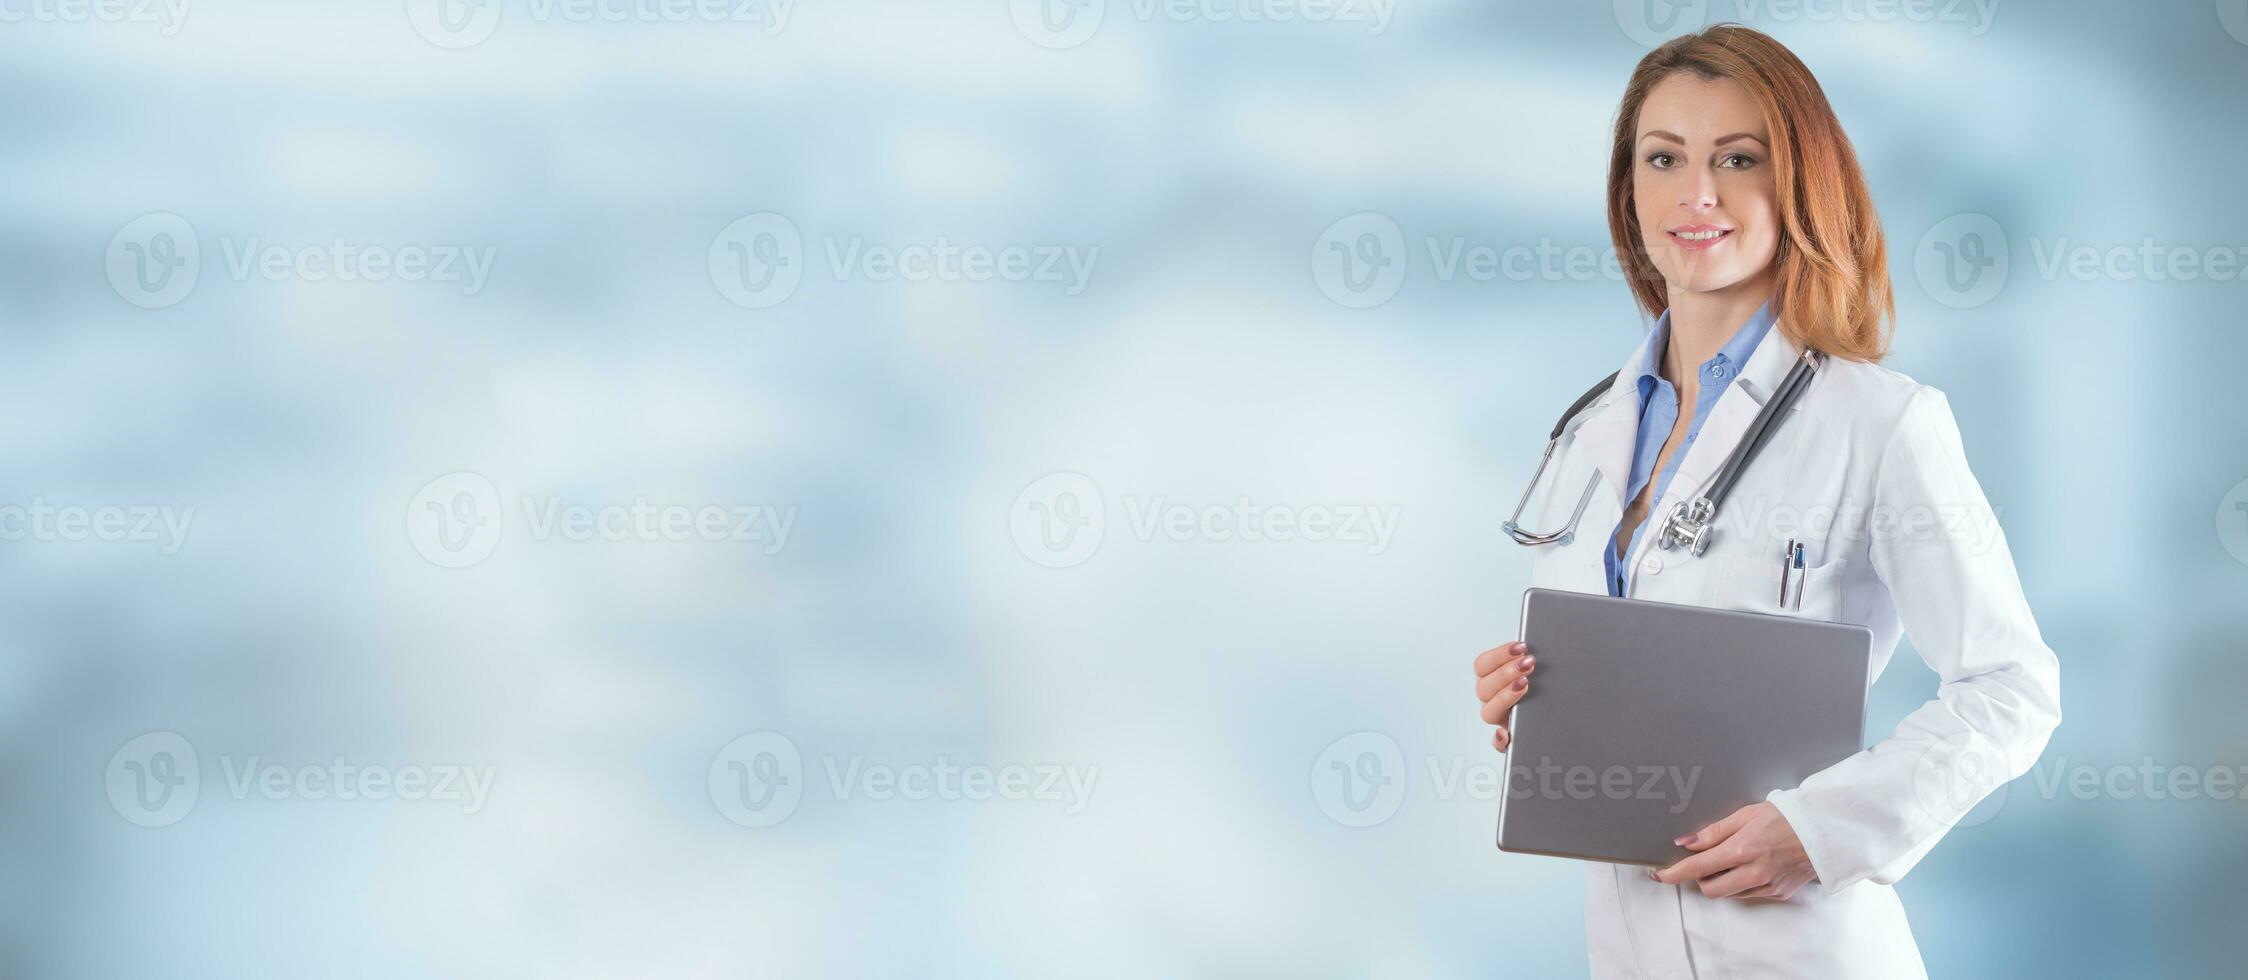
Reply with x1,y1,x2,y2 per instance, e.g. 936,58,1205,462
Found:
1660,266,1765,297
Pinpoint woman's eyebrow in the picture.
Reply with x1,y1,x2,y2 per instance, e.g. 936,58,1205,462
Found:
1635,130,1772,147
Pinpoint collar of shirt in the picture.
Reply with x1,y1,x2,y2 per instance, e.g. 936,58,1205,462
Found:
1603,301,1779,596
1631,301,1778,404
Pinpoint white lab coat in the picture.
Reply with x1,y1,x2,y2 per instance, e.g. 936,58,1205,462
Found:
1518,322,2062,979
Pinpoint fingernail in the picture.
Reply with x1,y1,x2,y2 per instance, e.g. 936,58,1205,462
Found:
1673,835,1694,846
1513,677,1527,691
1645,869,1660,881
1521,655,1536,669
1513,642,1527,652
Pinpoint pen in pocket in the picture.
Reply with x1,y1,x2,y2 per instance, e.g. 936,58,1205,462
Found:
1779,538,1795,606
1789,543,1806,610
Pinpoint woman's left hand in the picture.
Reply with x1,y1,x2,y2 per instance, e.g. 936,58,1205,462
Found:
1652,802,1817,901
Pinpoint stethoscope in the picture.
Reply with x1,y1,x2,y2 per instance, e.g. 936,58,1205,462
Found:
1501,348,1824,557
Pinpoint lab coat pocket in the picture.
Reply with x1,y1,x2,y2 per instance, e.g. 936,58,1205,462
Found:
1701,551,1847,623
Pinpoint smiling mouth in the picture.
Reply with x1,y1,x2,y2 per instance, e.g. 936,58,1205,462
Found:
1668,227,1732,250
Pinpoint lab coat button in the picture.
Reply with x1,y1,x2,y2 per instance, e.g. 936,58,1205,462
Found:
1643,556,1663,575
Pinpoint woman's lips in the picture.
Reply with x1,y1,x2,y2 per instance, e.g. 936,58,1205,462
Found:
1668,227,1733,252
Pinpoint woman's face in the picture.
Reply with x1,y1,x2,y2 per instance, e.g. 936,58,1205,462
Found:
1631,73,1780,299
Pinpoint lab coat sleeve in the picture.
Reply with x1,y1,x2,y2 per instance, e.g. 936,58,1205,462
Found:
1764,386,2062,894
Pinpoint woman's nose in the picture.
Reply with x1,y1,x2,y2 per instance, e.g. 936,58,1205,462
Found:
1679,167,1718,211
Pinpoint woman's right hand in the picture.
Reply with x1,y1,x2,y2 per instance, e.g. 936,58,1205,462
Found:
1473,641,1536,750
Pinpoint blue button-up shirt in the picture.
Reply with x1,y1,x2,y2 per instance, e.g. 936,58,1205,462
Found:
1603,303,1778,596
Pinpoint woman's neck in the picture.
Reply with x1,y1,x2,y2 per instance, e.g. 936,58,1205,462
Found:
1662,281,1774,383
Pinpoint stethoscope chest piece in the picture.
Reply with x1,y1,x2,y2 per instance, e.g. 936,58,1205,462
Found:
1655,495,1716,556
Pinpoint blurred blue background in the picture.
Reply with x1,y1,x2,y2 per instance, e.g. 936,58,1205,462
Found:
6,0,2246,976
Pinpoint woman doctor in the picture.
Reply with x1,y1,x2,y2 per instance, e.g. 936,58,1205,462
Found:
1469,26,2061,979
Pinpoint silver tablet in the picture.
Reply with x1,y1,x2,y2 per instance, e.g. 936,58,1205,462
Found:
1496,588,1870,867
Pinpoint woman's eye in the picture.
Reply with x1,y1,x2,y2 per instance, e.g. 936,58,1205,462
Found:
1720,153,1760,169
1645,152,1676,169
